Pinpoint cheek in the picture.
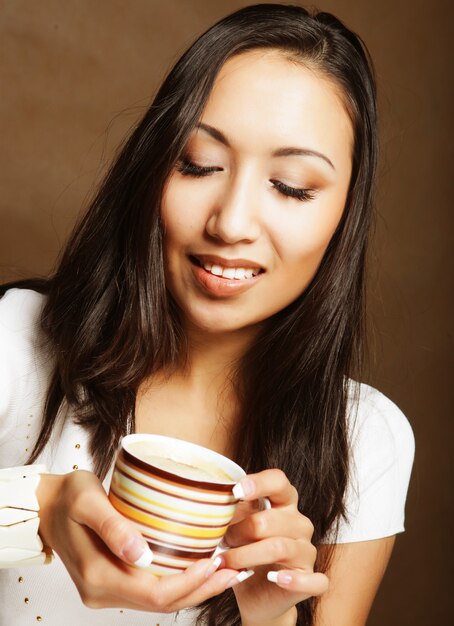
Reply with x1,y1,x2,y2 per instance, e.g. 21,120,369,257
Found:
161,185,205,248
271,201,344,273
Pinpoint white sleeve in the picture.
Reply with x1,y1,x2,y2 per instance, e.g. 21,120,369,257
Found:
329,383,415,544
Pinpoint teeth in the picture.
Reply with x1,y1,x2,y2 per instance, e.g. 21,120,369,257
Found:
211,264,223,276
201,260,261,280
222,267,236,279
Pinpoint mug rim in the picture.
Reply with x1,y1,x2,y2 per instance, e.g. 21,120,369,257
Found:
121,433,246,489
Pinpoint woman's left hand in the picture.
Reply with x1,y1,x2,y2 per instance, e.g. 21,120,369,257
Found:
220,469,329,625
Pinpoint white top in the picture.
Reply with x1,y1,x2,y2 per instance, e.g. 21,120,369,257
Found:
0,288,415,625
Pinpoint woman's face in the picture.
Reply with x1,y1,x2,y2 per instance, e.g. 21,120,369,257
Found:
161,50,353,336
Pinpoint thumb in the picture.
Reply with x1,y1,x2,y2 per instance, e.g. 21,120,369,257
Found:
70,472,153,568
97,511,154,568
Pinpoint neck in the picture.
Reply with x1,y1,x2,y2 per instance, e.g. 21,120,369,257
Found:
180,322,259,384
136,325,259,455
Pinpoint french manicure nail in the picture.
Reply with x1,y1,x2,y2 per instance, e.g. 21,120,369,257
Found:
121,534,153,567
233,479,254,499
205,555,223,578
267,570,292,585
260,496,272,510
133,545,154,568
226,569,255,588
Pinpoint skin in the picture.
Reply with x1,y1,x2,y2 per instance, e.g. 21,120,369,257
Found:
161,51,352,336
37,50,395,625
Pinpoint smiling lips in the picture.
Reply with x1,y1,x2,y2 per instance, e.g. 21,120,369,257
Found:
189,254,264,297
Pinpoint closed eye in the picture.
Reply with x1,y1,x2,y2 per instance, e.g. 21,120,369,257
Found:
176,158,222,177
176,159,316,202
270,179,317,202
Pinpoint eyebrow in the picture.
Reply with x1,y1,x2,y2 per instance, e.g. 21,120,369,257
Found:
196,122,336,171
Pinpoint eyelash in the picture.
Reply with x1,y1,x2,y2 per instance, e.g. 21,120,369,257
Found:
176,158,316,202
269,180,316,202
177,159,221,177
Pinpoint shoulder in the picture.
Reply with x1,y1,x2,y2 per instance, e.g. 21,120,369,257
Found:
331,381,415,543
0,288,50,419
0,288,46,337
347,382,415,474
0,288,47,365
347,381,415,464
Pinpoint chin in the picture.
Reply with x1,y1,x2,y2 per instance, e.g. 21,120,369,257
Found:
183,305,258,336
190,316,247,335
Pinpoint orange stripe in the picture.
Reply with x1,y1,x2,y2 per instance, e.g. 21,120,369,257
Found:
110,489,228,529
112,476,233,521
112,504,219,546
109,492,228,539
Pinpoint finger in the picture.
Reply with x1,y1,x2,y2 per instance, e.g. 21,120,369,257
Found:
69,471,153,567
168,565,242,609
224,508,311,548
222,537,317,572
233,469,299,507
139,557,239,612
266,570,329,597
229,499,264,525
77,553,234,611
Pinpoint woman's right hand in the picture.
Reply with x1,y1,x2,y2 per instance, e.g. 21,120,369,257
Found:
36,470,239,612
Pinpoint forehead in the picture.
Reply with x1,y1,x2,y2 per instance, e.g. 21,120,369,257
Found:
199,49,354,170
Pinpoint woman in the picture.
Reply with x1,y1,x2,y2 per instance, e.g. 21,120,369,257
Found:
0,4,414,625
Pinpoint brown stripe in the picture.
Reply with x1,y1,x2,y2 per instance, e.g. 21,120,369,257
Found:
109,494,225,541
121,448,235,493
111,490,229,529
151,559,186,572
115,465,233,507
141,531,218,551
145,539,215,560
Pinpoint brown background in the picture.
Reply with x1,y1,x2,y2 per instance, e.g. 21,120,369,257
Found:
0,1,452,624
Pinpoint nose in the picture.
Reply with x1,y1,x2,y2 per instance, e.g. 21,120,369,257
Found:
205,171,262,244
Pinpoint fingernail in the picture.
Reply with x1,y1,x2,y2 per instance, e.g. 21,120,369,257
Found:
259,497,272,511
233,479,255,499
133,546,154,568
205,555,223,578
121,535,153,568
225,569,255,588
267,570,292,585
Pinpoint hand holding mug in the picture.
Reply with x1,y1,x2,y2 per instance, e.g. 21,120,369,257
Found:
220,469,329,624
36,469,240,612
107,435,327,622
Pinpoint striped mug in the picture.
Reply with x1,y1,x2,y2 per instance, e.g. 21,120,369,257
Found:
108,434,247,576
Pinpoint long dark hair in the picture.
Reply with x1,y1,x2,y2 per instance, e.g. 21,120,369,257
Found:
2,4,377,625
